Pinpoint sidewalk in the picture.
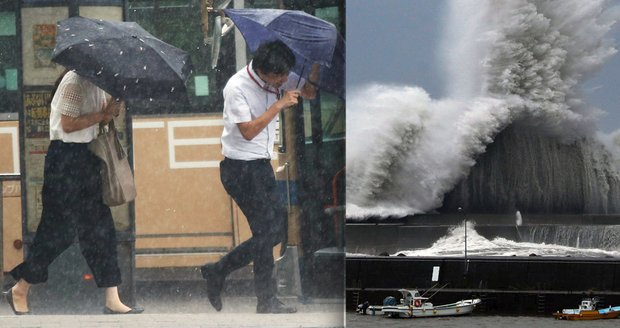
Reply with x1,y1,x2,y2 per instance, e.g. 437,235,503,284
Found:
0,296,344,327
0,312,344,328
0,277,344,328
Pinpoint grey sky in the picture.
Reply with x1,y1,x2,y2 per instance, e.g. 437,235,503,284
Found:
346,0,620,133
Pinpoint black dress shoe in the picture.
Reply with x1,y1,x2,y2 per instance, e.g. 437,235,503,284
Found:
3,288,30,315
200,263,224,311
256,298,297,314
103,306,145,314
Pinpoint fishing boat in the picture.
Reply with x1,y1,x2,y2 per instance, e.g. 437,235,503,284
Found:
357,289,481,318
553,298,620,320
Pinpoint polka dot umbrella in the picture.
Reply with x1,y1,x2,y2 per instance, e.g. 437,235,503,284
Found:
51,16,194,106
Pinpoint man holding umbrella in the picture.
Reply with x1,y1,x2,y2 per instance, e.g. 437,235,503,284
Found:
201,40,319,314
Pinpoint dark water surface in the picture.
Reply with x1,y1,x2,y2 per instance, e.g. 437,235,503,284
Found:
346,313,619,328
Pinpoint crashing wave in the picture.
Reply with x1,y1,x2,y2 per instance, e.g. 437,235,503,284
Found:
347,0,620,218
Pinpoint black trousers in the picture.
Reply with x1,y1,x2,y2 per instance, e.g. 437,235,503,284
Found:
216,157,285,301
10,140,122,288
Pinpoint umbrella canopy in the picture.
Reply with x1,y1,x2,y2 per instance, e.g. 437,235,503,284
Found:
223,8,345,99
52,16,194,104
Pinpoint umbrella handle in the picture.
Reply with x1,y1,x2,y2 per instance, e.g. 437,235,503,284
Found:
295,59,307,90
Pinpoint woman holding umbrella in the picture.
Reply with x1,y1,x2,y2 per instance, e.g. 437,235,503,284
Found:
3,70,143,315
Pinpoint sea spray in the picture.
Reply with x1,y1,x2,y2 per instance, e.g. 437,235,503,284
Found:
392,222,620,257
347,0,620,218
347,87,521,218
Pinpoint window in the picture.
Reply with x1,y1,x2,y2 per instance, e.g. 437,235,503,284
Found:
126,0,237,114
297,2,345,143
303,93,344,142
0,5,19,114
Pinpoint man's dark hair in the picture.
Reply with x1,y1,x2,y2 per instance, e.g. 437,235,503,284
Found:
252,40,295,75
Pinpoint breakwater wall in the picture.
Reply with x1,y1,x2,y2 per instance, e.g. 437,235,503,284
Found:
346,256,620,315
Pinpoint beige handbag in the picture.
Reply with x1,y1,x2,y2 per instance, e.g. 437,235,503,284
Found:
88,119,136,206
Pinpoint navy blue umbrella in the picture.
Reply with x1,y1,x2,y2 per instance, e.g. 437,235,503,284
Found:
223,8,345,99
52,16,194,105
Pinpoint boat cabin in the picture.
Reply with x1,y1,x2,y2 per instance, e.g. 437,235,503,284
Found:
398,289,430,308
580,298,597,311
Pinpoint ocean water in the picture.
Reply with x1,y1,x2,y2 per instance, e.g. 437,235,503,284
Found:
347,222,620,258
347,0,620,218
392,222,620,258
346,314,619,328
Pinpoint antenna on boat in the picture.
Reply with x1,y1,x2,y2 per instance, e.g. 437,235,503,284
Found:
421,282,441,297
426,283,450,300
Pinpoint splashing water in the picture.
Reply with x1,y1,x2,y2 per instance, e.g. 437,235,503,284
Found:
347,0,620,218
393,222,620,257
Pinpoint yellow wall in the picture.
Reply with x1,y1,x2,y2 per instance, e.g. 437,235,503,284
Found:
0,122,19,174
1,121,23,272
132,115,260,268
2,181,22,273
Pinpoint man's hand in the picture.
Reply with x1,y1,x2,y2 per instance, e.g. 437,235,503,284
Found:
237,90,301,141
278,90,301,109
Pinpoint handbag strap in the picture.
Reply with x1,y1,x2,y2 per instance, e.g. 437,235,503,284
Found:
99,119,126,159
98,121,106,135
108,118,116,131
98,118,117,134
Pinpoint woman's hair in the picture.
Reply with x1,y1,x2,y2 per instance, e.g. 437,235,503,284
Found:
50,69,70,105
251,40,295,75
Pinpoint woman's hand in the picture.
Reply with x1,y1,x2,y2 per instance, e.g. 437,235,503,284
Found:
104,99,125,118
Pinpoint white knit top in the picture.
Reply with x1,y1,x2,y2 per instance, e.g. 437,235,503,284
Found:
49,71,107,143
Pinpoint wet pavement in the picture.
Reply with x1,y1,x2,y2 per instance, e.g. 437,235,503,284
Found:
0,281,344,327
0,296,344,327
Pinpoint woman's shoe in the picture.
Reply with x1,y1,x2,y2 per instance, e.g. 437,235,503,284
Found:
103,306,144,314
3,288,30,315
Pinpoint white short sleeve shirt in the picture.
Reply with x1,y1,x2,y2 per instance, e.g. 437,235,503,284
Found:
49,71,107,143
221,62,302,160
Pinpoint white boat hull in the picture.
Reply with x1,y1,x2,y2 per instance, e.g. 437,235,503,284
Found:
359,305,385,316
360,299,481,318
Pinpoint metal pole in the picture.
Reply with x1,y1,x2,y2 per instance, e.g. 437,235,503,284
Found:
464,215,468,274
233,0,246,71
459,207,469,275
